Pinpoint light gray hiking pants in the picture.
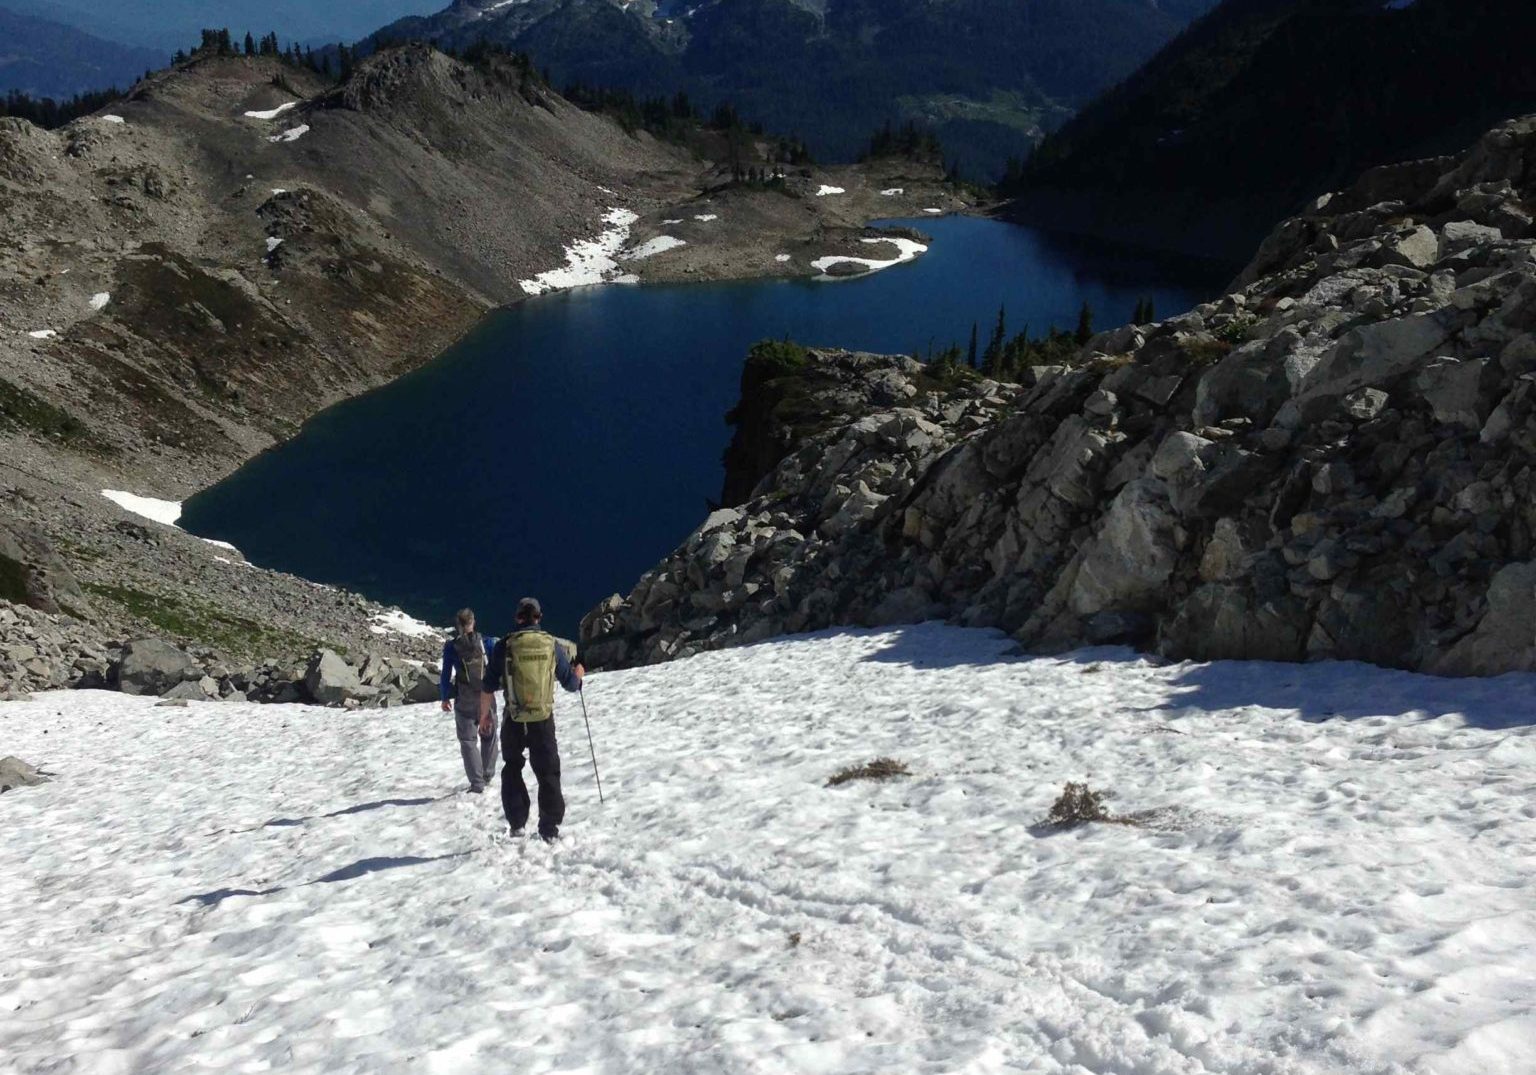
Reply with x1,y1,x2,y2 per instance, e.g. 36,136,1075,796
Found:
454,698,498,791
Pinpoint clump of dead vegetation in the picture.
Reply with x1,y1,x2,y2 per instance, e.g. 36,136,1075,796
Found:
1040,781,1190,832
826,757,911,787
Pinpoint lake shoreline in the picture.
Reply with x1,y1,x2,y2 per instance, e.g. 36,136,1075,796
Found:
180,215,1228,639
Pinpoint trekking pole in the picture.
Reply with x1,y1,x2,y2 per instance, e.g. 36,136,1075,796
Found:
578,685,605,805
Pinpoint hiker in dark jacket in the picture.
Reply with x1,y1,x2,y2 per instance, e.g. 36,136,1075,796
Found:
442,608,497,793
480,596,583,841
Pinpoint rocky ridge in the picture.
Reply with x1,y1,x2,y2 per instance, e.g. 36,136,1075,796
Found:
582,115,1536,677
0,598,442,707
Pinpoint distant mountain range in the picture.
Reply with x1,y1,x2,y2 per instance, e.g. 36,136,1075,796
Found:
0,0,444,53
0,5,165,97
361,0,1223,178
1009,0,1536,260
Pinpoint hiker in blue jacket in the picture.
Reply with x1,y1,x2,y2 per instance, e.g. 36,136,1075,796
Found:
480,597,584,841
441,608,497,793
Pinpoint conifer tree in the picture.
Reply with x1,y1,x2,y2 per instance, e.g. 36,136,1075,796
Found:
981,305,1006,374
244,32,256,56
1075,302,1093,344
967,322,978,369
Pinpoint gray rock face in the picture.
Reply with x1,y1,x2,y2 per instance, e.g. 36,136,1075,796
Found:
115,637,200,696
580,115,1536,679
0,756,46,793
304,649,364,705
0,597,442,707
0,514,85,616
1432,562,1536,675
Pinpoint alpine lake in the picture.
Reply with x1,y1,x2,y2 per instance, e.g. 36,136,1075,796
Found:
180,217,1230,640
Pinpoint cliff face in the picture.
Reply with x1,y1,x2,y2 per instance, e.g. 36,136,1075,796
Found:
583,115,1536,677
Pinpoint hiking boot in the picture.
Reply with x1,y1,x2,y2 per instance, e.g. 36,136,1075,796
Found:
538,831,559,844
468,786,485,794
509,827,525,839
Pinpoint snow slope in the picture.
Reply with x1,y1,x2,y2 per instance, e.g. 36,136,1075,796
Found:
4,624,1536,1073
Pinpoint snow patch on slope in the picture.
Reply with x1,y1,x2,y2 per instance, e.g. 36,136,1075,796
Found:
99,115,125,125
89,292,110,311
816,185,846,197
811,236,928,280
623,235,687,261
101,490,182,526
267,125,310,144
369,610,441,639
519,208,640,295
244,102,296,120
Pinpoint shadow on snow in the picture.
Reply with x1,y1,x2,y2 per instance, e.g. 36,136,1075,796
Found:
260,795,449,830
178,850,472,907
796,622,1536,730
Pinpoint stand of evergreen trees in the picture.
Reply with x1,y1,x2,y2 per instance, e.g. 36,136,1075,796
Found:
860,120,944,165
924,295,1156,382
561,81,813,182
0,87,124,129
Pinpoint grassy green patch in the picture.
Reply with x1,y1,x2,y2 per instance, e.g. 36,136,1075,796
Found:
83,582,319,658
0,377,93,445
748,339,809,376
0,552,30,605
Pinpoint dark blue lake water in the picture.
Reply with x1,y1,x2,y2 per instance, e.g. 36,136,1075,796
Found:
181,217,1229,639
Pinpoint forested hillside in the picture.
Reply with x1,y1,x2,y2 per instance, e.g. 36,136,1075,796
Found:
362,0,1221,178
1008,0,1536,259
0,5,164,97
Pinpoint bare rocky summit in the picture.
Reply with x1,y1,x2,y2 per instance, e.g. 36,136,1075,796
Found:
582,116,1536,677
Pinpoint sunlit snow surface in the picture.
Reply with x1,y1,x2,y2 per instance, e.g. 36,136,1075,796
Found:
101,489,182,525
811,236,928,280
519,209,640,295
244,102,296,120
623,235,686,260
89,292,110,311
816,185,846,196
5,624,1536,1072
267,124,310,144
369,609,442,639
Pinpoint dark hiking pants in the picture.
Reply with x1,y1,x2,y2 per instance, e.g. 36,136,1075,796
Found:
501,715,565,838
454,700,497,791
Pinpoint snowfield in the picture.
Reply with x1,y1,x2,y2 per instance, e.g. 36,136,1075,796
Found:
244,102,297,121
812,236,928,280
4,624,1536,1074
624,235,687,261
369,609,442,639
519,209,640,295
100,489,182,526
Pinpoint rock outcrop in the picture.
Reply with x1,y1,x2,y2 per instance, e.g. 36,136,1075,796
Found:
583,115,1536,677
0,515,85,616
0,757,46,793
0,598,440,706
